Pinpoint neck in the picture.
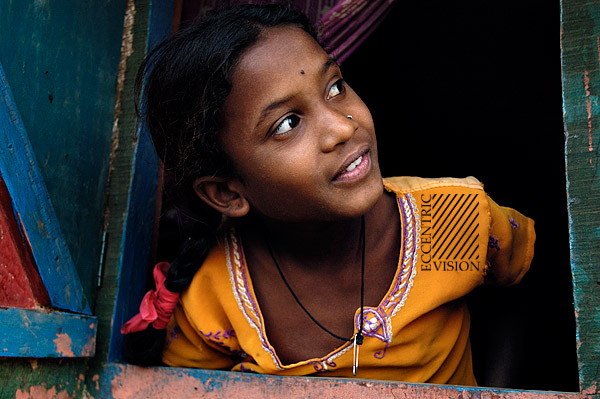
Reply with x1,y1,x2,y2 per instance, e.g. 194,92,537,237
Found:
247,213,362,268
241,189,397,272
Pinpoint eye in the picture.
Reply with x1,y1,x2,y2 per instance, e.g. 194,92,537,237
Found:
272,114,300,136
327,79,345,100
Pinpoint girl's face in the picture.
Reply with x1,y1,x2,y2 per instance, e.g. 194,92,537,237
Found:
219,26,383,223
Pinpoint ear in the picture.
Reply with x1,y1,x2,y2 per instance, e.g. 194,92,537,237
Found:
193,177,250,218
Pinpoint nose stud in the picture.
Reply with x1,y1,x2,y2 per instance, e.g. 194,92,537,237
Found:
347,115,353,119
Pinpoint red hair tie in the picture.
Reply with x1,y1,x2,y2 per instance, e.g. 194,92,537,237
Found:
121,262,180,334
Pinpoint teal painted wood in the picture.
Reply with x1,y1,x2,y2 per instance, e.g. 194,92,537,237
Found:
561,0,600,392
0,308,96,357
109,0,174,362
0,358,88,399
0,60,91,315
0,0,127,304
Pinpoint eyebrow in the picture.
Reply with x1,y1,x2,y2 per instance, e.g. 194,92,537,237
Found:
256,57,340,129
323,57,338,73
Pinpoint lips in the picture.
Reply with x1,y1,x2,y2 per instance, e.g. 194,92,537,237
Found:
334,147,370,182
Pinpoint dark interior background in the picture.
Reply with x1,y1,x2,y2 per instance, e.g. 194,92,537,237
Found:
341,1,578,391
170,0,579,391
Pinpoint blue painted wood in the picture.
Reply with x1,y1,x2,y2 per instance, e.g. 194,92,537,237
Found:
0,308,97,357
109,128,161,362
0,61,91,315
148,0,177,47
109,0,175,362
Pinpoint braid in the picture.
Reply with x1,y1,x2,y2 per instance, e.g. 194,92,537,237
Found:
123,193,220,366
164,192,222,293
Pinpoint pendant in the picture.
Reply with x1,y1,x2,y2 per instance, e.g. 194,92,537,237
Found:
352,333,363,376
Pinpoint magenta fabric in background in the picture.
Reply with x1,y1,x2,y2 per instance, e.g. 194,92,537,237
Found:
318,0,396,63
180,0,397,63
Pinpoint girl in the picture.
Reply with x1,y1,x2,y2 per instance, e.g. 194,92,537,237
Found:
121,4,535,386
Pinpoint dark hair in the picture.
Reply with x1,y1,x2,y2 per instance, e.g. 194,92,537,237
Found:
124,4,318,366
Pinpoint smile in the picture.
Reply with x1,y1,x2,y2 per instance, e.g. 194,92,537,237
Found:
334,149,370,182
346,155,363,172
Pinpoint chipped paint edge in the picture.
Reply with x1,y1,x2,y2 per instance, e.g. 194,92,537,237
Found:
0,307,96,358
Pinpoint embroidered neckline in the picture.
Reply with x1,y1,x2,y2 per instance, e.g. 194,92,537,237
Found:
225,192,420,371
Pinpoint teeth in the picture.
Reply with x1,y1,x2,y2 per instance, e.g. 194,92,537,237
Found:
345,155,363,172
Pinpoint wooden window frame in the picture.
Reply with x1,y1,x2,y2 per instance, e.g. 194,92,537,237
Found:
90,0,599,397
0,61,97,358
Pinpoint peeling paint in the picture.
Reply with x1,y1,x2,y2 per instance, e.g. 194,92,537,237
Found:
581,384,597,396
102,0,136,234
53,333,75,357
92,374,100,391
77,374,85,390
583,70,594,153
597,36,600,70
562,0,600,390
106,365,587,399
110,0,135,153
81,332,96,357
14,384,74,399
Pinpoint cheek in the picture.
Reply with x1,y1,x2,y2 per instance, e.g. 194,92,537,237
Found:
348,92,375,131
238,151,315,192
359,101,374,126
241,160,325,213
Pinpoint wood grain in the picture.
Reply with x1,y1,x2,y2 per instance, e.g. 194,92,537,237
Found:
561,0,600,392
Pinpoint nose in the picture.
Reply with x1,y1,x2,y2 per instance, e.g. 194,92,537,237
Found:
319,108,357,152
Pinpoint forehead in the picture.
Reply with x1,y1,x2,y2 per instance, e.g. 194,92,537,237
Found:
234,26,326,77
223,26,330,118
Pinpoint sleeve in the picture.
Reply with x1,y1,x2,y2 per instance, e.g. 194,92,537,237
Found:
484,195,536,286
161,305,240,369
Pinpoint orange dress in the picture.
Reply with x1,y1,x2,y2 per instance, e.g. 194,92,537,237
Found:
162,176,535,385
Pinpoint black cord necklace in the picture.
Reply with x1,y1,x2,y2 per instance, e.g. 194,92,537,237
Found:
264,216,365,375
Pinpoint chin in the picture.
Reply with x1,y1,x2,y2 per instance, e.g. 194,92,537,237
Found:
346,173,384,219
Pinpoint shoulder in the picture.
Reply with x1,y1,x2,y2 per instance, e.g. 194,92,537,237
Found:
383,176,484,194
180,228,255,321
182,232,233,307
385,176,494,293
383,176,535,287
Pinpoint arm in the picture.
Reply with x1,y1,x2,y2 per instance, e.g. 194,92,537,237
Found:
484,195,536,286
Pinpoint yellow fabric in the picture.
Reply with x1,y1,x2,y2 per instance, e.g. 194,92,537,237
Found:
162,176,535,385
